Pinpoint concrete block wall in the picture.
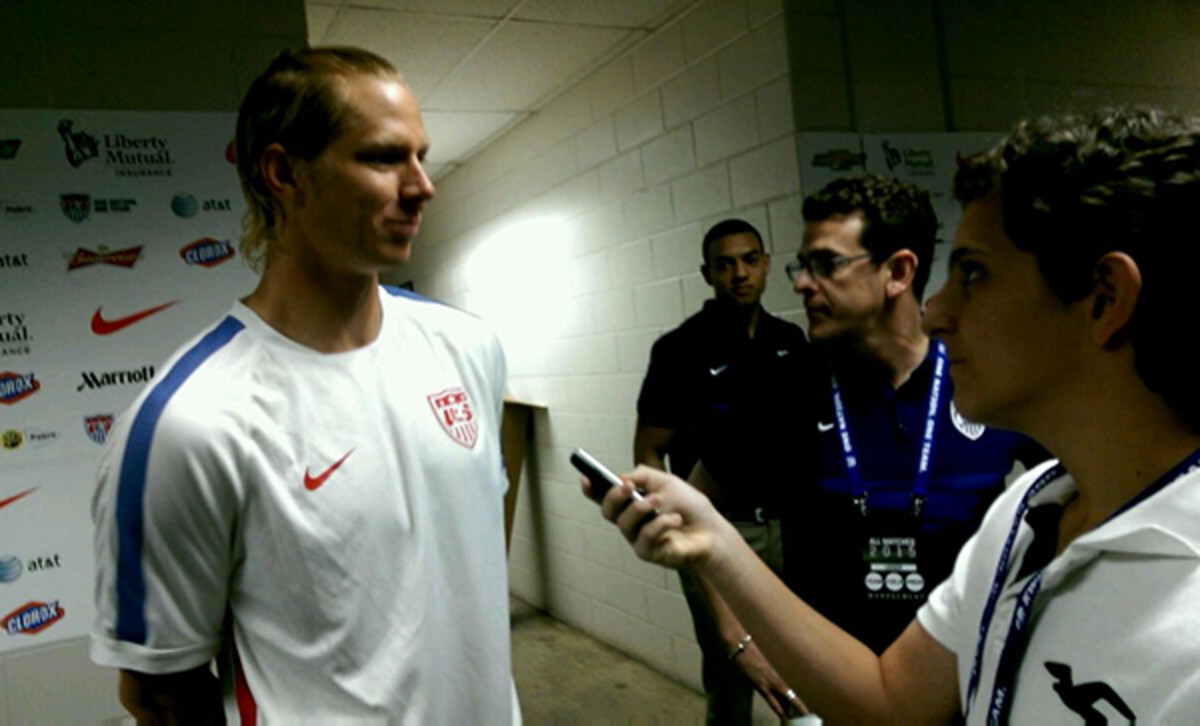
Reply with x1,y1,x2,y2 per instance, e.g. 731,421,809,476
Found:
941,0,1200,129
785,0,1200,134
398,0,803,690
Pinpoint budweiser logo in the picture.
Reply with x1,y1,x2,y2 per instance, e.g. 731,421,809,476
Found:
68,246,142,270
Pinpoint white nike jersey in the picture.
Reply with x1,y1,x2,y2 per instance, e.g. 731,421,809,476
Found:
91,286,519,724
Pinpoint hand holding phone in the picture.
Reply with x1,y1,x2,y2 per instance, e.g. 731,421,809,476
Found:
571,448,644,503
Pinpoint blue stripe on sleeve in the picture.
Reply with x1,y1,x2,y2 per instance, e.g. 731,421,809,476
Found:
115,316,245,644
383,284,447,306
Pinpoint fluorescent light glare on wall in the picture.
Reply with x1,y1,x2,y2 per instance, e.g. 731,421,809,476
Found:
464,216,576,362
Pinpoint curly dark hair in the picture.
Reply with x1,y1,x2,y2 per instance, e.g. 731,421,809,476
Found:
802,174,939,299
954,107,1200,429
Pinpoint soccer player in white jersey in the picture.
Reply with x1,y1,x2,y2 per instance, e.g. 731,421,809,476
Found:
91,47,520,724
588,107,1200,722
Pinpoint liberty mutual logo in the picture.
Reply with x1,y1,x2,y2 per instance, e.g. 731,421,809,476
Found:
58,120,99,167
58,119,174,177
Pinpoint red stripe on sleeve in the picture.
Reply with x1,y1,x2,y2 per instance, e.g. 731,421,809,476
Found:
233,641,258,725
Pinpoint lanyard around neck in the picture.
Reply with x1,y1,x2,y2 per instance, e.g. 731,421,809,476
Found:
830,340,946,517
965,446,1200,724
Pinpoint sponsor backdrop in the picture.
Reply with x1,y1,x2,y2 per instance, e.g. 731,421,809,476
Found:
0,110,257,653
797,131,1003,296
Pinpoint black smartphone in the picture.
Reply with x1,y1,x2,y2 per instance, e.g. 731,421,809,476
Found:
571,448,644,503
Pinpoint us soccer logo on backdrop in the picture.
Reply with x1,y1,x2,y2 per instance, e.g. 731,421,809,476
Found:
84,415,114,445
427,387,478,449
60,194,91,223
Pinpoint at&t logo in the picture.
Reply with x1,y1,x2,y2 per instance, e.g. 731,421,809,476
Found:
171,193,233,218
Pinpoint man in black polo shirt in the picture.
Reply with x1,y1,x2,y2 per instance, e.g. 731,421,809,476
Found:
635,218,809,724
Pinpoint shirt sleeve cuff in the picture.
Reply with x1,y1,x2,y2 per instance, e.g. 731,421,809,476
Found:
90,632,218,675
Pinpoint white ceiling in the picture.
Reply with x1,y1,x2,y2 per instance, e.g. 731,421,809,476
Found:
307,0,696,179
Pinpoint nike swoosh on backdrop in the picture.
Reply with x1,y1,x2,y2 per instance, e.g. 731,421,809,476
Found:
0,487,37,512
304,449,355,491
91,301,180,335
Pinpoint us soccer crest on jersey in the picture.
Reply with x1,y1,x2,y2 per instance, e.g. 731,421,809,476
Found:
427,386,478,449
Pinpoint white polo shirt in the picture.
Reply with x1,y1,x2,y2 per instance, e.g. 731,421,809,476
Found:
92,286,519,724
919,459,1200,723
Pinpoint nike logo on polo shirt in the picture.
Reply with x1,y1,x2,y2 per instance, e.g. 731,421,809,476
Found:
710,364,729,376
777,349,790,357
304,449,355,491
91,301,180,335
817,422,834,432
0,487,37,512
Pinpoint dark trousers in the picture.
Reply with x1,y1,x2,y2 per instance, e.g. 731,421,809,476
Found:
680,518,785,726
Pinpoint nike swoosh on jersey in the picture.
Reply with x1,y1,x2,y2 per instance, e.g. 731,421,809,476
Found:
710,364,729,376
817,422,835,432
0,487,37,512
304,449,355,491
91,301,180,335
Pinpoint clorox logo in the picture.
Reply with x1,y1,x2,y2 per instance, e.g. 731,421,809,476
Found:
0,372,39,405
2,600,64,636
180,238,235,268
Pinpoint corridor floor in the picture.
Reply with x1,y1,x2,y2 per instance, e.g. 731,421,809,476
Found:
511,597,706,724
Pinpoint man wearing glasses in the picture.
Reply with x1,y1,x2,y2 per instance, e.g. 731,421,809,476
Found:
781,174,1043,655
688,177,1040,711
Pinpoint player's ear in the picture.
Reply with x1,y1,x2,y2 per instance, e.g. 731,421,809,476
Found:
1089,252,1141,350
260,143,306,207
884,249,918,299
700,263,712,285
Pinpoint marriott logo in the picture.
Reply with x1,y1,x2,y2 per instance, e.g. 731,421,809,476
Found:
77,365,155,392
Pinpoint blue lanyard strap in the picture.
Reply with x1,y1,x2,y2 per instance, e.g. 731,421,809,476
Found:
830,341,946,516
966,445,1200,723
963,463,1062,710
985,571,1043,725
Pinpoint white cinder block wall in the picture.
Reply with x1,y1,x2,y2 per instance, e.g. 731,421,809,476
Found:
398,0,1200,692
398,0,804,689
